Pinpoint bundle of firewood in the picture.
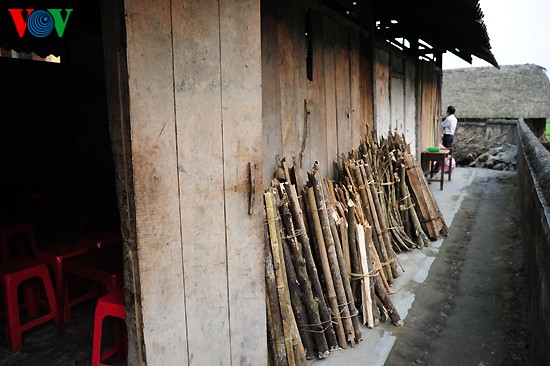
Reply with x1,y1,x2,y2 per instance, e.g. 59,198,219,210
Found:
265,132,448,364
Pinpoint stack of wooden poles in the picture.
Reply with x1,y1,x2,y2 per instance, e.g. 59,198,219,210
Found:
265,132,448,364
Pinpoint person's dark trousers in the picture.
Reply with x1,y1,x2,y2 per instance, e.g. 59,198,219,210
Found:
442,134,454,148
434,134,454,172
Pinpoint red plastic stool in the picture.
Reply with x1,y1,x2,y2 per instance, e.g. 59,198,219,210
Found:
91,289,126,366
0,258,61,351
77,230,122,250
34,242,90,323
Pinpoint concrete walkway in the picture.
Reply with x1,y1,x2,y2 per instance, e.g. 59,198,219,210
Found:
308,167,489,366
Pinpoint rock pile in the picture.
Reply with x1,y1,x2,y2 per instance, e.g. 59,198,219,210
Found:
468,143,517,171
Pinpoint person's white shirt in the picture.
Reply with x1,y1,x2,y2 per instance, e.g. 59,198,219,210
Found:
442,114,457,135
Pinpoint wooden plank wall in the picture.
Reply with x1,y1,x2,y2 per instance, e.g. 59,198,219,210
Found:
374,45,422,152
419,61,440,151
404,58,417,155
390,54,405,134
373,48,391,138
125,1,265,365
262,0,372,182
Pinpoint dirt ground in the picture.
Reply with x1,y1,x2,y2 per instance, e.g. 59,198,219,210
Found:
385,170,529,366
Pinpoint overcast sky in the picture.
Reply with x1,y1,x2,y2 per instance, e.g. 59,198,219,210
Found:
442,0,550,71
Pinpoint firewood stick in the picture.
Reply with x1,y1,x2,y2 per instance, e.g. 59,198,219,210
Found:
346,201,361,299
288,185,339,352
265,230,289,366
328,208,362,342
353,164,393,282
348,165,386,269
368,232,391,292
338,219,351,283
364,224,381,326
356,223,374,328
296,331,307,365
373,271,402,326
403,153,448,239
279,190,330,358
305,186,347,349
360,163,398,279
376,295,388,323
281,232,317,360
399,164,430,247
265,192,297,366
309,167,355,345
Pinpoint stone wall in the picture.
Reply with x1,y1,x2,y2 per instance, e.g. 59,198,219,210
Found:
453,120,518,165
517,121,550,365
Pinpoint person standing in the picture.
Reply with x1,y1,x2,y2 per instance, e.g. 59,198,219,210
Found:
442,106,457,148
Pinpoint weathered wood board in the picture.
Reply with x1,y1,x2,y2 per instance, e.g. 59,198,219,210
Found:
404,58,417,154
334,22,351,157
323,16,338,177
172,0,231,365
374,48,391,138
219,1,266,364
307,10,329,178
125,0,188,364
261,0,283,182
349,31,362,148
390,54,405,134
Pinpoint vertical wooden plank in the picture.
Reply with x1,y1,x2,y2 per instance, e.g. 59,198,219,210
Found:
334,22,352,155
262,0,283,183
291,2,310,172
420,61,437,151
374,47,391,139
278,0,300,160
219,1,266,365
361,37,375,139
420,62,429,150
404,58,417,154
323,16,338,178
172,1,229,365
307,10,328,175
390,55,405,134
349,30,362,148
390,75,405,132
415,60,423,160
124,0,188,364
100,0,144,363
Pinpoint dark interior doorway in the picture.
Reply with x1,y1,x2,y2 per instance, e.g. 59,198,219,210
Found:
0,1,129,363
